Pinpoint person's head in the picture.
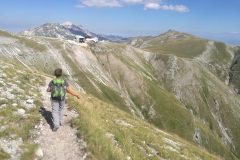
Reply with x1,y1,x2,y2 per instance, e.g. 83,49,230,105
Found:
54,68,62,78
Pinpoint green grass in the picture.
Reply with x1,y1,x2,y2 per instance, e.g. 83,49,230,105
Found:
214,42,231,63
146,79,195,140
0,30,16,38
196,121,237,160
68,95,222,160
92,43,194,139
0,98,7,106
20,143,38,160
205,42,231,81
0,30,46,52
143,37,208,58
86,42,238,159
0,149,10,160
219,99,240,158
98,83,128,111
199,70,240,158
0,113,39,139
0,60,45,159
229,47,240,89
18,37,47,52
128,32,209,59
0,99,40,140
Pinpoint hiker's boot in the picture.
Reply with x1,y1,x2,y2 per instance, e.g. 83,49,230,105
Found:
52,126,59,132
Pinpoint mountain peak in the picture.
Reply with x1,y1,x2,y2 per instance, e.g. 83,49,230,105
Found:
61,21,73,26
164,29,182,35
167,29,178,33
21,22,127,42
158,29,193,39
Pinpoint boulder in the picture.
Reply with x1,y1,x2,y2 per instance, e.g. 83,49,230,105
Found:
12,103,18,107
35,147,44,158
17,108,26,115
26,99,34,104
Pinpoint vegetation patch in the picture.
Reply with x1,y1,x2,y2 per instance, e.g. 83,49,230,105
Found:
0,60,45,159
143,37,208,58
0,30,16,38
18,37,47,52
0,148,10,160
146,79,195,140
20,142,38,160
68,95,221,160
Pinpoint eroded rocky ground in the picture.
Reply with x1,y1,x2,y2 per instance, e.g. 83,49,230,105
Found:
0,61,89,160
34,78,88,160
0,60,44,159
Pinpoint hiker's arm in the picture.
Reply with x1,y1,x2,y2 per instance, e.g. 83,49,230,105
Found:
47,81,52,92
47,87,51,92
66,87,80,99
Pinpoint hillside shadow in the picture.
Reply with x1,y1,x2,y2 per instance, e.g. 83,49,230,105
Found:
39,107,54,129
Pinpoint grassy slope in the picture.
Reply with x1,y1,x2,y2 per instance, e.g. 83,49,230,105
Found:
129,32,233,83
230,46,240,89
0,30,58,75
127,32,240,158
0,30,47,52
145,37,207,58
93,44,239,158
68,95,222,160
198,70,240,159
0,60,45,160
129,31,208,58
203,72,240,158
134,69,236,160
203,42,232,81
146,50,240,159
88,42,236,159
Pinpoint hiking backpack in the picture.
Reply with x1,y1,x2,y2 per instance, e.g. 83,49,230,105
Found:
51,79,66,101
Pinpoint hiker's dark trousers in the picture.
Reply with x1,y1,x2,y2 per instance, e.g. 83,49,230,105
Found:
51,100,65,128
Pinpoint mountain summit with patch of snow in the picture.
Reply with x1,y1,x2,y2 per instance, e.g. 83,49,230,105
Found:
61,21,74,28
22,22,128,42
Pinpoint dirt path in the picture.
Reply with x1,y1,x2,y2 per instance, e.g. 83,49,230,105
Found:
36,79,88,160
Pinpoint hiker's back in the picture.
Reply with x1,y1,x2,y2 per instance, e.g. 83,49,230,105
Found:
50,78,67,101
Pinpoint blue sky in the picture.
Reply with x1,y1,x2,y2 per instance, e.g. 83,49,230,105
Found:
0,0,240,44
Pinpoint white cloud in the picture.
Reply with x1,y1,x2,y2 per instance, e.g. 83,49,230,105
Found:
144,2,160,10
121,0,144,4
79,0,122,8
160,4,189,12
144,2,189,12
76,0,190,13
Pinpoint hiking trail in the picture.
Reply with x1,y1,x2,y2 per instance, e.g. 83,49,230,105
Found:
35,78,88,160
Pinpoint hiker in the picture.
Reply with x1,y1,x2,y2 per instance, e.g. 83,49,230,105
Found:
47,68,80,132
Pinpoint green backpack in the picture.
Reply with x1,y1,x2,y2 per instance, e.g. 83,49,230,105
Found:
51,79,66,101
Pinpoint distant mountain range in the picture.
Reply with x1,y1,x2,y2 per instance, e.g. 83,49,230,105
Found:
22,22,128,42
21,22,240,45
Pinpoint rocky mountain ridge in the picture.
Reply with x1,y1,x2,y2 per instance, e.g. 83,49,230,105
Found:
22,22,128,42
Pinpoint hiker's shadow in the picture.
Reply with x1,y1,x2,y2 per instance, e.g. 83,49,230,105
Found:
39,107,54,129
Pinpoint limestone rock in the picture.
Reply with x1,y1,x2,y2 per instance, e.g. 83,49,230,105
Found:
12,103,18,107
35,147,44,158
26,99,34,104
17,108,26,115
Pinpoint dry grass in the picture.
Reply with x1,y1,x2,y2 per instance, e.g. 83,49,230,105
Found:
68,95,222,160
